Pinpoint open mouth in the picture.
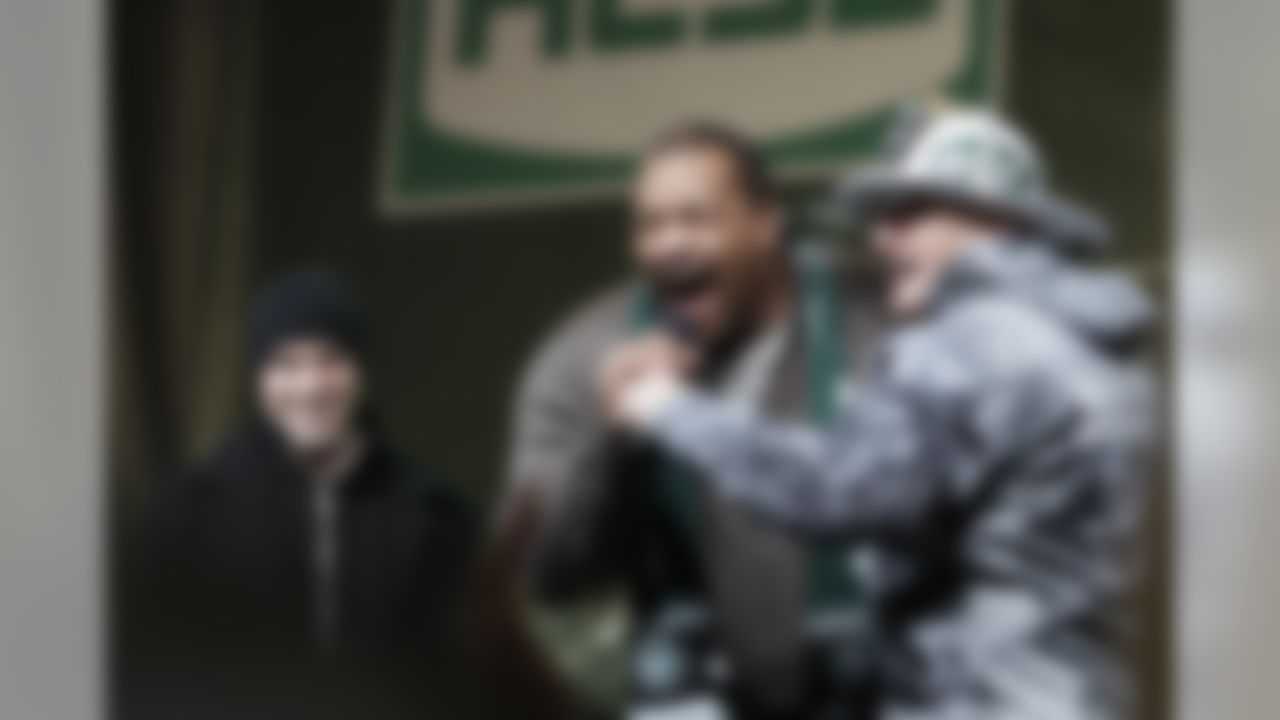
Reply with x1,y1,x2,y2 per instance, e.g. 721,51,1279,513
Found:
652,265,720,325
655,265,715,302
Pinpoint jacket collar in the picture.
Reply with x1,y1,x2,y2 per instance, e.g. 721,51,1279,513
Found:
243,416,393,497
924,237,1154,350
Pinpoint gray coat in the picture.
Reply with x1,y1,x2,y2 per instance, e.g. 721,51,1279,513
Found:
649,239,1157,720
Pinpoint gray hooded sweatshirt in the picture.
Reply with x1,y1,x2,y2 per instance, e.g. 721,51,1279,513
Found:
649,238,1157,720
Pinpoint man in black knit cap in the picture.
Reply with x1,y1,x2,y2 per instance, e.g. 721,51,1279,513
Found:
123,269,475,720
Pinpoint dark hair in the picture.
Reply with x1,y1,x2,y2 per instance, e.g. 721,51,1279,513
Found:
645,120,779,206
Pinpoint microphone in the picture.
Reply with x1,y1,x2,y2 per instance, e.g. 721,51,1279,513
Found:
611,307,699,444
659,309,699,349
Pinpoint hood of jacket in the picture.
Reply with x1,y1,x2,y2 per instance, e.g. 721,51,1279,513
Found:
937,237,1155,352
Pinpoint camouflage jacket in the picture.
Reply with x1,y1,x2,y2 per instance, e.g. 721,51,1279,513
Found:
649,239,1157,720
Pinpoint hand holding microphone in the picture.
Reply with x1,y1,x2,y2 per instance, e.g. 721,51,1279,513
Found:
597,316,698,431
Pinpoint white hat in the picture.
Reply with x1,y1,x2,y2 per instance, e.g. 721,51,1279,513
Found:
836,109,1109,252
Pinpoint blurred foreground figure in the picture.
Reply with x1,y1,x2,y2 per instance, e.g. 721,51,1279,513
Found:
124,270,474,720
601,110,1157,720
502,123,882,718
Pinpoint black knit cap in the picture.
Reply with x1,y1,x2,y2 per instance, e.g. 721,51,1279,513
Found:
247,268,367,370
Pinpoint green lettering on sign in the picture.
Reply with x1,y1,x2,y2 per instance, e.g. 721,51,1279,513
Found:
706,0,815,43
458,0,572,65
386,0,1004,214
833,0,937,27
591,0,684,52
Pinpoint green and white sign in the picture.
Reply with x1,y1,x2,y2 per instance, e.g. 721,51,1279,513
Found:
380,0,1006,215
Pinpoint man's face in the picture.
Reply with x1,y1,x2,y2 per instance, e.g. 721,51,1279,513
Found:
256,338,363,456
631,147,781,346
871,204,999,317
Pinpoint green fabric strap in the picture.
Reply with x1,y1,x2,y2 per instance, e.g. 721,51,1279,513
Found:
794,246,862,612
628,246,862,613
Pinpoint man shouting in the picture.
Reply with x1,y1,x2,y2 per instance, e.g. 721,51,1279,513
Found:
501,122,881,719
